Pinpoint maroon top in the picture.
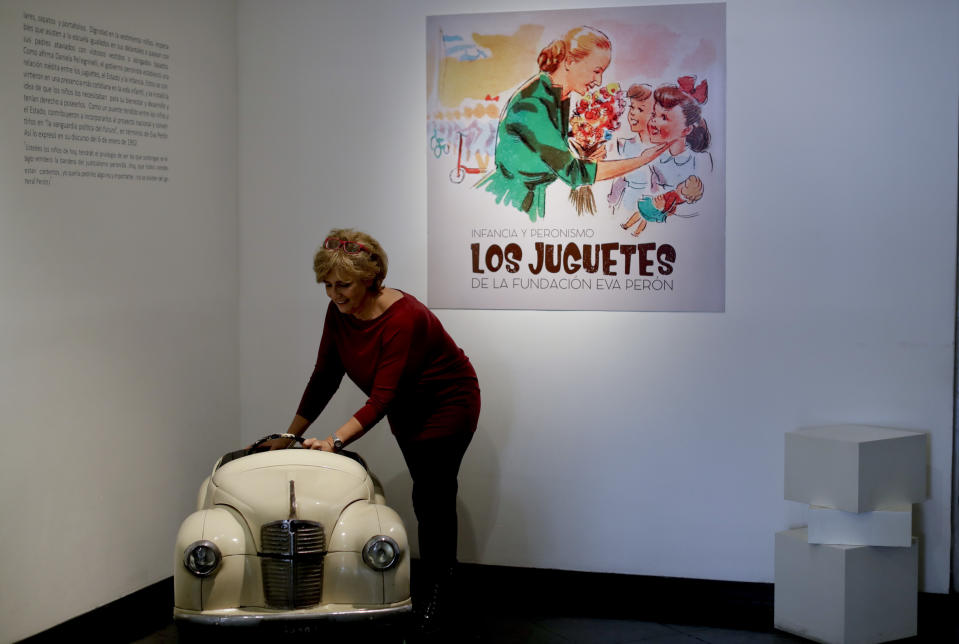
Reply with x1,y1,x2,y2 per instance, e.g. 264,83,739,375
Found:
296,292,479,441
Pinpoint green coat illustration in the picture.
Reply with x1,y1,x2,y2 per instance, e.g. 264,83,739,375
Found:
478,73,598,221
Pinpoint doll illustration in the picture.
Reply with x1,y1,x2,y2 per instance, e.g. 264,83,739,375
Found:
623,175,703,235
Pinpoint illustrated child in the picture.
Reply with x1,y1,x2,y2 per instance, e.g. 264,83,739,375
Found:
621,76,713,236
607,83,654,213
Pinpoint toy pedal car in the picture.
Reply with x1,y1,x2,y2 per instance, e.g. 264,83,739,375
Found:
173,434,411,629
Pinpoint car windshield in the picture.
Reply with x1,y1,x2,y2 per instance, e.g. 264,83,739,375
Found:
214,447,369,472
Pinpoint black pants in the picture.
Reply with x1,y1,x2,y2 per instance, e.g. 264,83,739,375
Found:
397,432,474,570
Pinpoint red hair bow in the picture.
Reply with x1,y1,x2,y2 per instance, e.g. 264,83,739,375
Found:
677,76,708,104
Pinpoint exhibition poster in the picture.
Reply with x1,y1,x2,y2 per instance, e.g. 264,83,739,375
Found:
427,3,725,311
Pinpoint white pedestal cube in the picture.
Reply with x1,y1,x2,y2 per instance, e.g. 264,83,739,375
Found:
775,528,918,644
784,425,927,512
807,504,912,547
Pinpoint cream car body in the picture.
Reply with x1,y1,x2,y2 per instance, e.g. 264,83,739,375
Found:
173,444,411,626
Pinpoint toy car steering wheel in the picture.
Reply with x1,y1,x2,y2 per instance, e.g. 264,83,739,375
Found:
247,433,306,453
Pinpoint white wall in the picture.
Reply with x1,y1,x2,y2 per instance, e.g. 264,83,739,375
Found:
0,1,238,640
238,0,958,594
1,2,953,639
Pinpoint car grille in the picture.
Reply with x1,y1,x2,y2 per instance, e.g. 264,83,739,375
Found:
260,519,326,609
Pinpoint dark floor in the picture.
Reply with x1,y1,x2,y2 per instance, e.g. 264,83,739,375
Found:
23,567,959,643
137,618,808,643
137,612,958,644
136,582,959,644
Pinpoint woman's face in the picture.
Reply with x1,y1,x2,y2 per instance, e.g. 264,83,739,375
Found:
628,95,654,136
565,48,611,96
647,102,692,145
323,269,372,317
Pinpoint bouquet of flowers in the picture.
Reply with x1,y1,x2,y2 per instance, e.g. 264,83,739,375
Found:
568,83,626,215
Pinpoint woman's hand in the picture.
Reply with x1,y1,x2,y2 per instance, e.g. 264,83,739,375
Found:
637,141,670,165
587,145,607,162
303,436,336,452
301,419,362,452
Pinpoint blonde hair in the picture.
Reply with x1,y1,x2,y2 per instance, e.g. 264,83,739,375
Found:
313,228,388,292
537,26,611,74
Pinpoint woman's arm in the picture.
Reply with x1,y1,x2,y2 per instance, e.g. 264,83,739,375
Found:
302,303,426,451
294,306,346,420
261,306,345,451
501,96,597,189
302,317,419,451
268,413,365,452
594,142,669,182
500,90,668,188
286,414,312,437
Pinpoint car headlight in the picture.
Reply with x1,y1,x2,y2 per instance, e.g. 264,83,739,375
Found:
183,540,222,577
362,536,400,571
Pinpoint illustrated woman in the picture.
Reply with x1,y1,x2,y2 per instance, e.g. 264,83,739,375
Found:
479,26,668,222
621,77,712,236
266,229,481,634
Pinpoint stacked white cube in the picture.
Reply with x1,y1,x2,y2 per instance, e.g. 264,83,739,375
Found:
775,425,927,644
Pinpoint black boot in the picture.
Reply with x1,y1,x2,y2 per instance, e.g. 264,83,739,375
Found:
413,564,455,637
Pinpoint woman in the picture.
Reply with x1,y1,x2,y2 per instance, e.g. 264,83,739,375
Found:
478,26,669,221
274,228,480,633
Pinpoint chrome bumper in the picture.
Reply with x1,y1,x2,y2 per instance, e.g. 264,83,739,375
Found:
174,602,411,627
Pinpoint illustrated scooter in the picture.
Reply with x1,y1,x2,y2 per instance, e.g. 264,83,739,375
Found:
449,133,484,183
